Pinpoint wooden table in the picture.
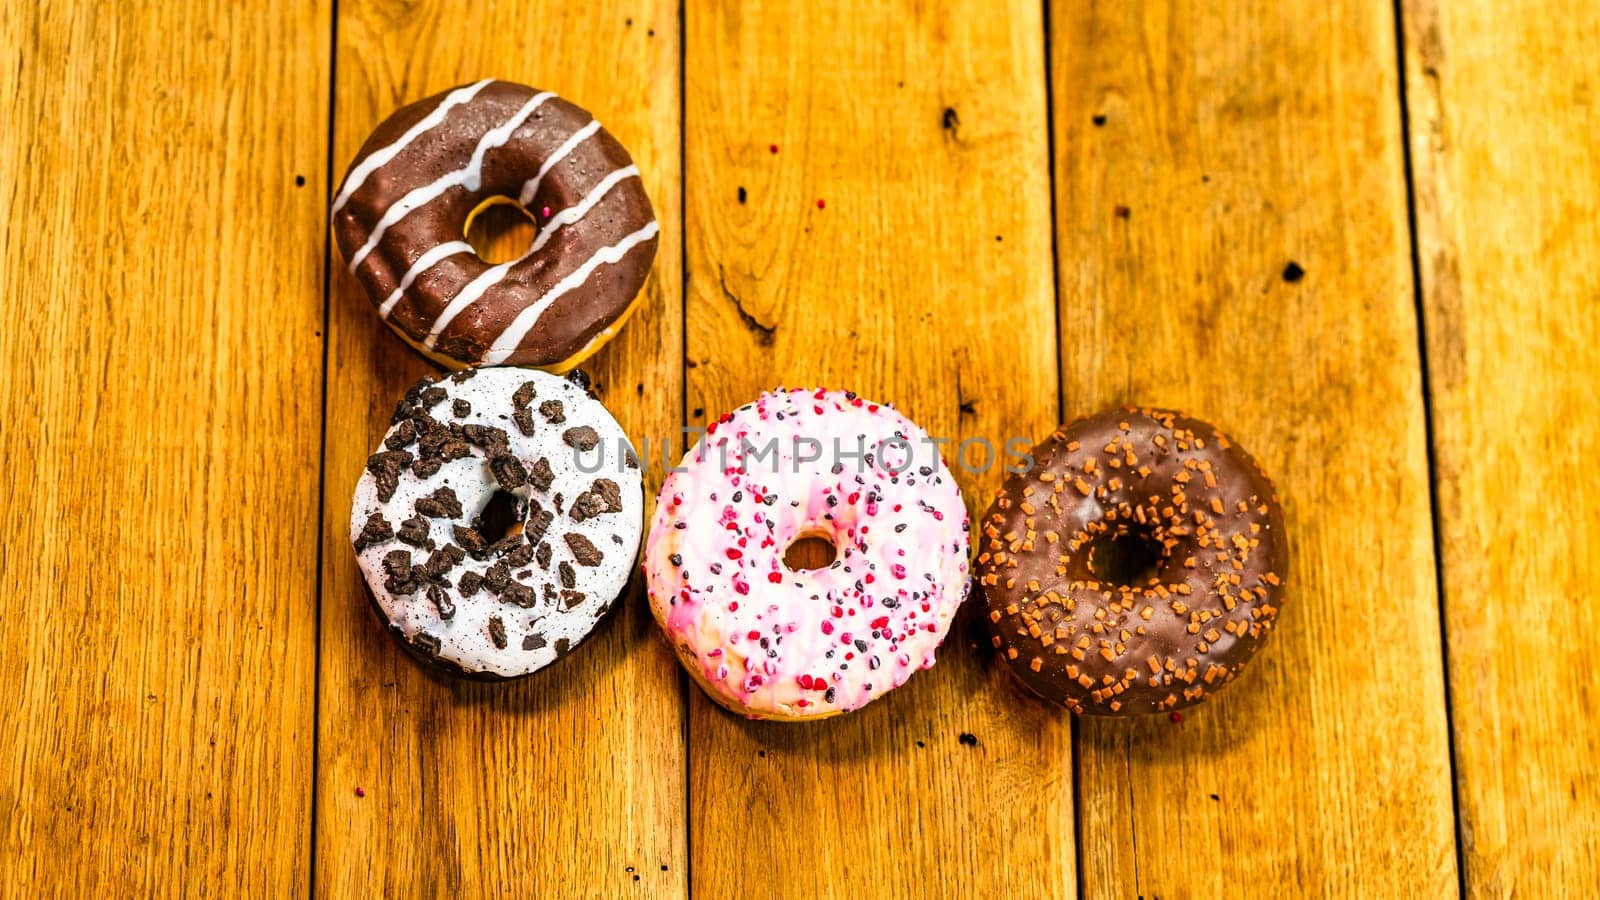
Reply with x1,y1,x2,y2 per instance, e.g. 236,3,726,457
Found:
4,0,1596,896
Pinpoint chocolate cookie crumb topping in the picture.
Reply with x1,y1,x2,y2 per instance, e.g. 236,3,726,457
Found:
488,616,507,649
453,524,487,555
570,479,624,521
513,382,537,409
562,425,600,452
526,508,554,546
452,399,471,418
385,419,417,450
489,454,528,489
513,408,537,436
353,513,393,550
484,561,511,593
529,458,555,491
427,585,456,620
415,486,463,519
501,583,537,608
565,533,603,566
396,515,431,547
419,386,447,409
539,400,565,424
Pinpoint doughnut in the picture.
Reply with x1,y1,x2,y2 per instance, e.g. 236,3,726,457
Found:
350,367,643,679
643,388,970,720
332,80,658,372
978,408,1287,715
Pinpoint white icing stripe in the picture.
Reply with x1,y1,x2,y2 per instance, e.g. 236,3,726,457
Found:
481,220,659,365
377,241,473,318
333,80,493,216
347,92,556,273
422,166,641,348
526,165,639,255
518,119,601,206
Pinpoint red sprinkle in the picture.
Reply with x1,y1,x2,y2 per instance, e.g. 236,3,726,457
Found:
769,143,779,154
354,787,366,798
821,621,834,635
870,616,890,630
1169,712,1182,723
816,199,826,209
540,205,551,219
726,548,742,560
767,571,783,583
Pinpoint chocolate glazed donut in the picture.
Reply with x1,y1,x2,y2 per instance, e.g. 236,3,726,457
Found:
332,80,658,371
978,408,1287,715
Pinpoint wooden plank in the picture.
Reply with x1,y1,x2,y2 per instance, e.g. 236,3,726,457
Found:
314,2,685,896
1402,1,1600,893
683,2,1068,895
1049,2,1459,895
0,0,328,892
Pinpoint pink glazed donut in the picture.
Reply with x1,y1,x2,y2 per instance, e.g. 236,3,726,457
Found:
644,388,970,720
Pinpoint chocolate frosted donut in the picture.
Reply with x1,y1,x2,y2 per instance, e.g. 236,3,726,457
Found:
333,80,658,371
978,408,1287,715
350,368,643,679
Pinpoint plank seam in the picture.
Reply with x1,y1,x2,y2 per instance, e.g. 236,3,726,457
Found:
1039,1,1086,897
308,0,340,895
677,0,692,895
1388,1,1468,895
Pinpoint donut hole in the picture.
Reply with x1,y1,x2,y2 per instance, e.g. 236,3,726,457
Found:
464,196,539,264
474,489,526,546
1086,531,1165,588
783,533,839,571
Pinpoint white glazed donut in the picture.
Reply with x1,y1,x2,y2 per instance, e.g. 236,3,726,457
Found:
351,367,642,679
644,388,970,720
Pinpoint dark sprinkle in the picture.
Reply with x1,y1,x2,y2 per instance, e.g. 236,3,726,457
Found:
565,369,592,392
1092,114,1107,126
958,732,978,747
737,186,747,204
1283,260,1306,283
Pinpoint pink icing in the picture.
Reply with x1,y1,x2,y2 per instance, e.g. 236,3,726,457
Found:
643,388,970,718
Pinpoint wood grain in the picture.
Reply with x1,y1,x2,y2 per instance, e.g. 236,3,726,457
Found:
1049,1,1459,896
0,0,329,892
313,1,685,896
1403,0,1600,894
684,1,1069,895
